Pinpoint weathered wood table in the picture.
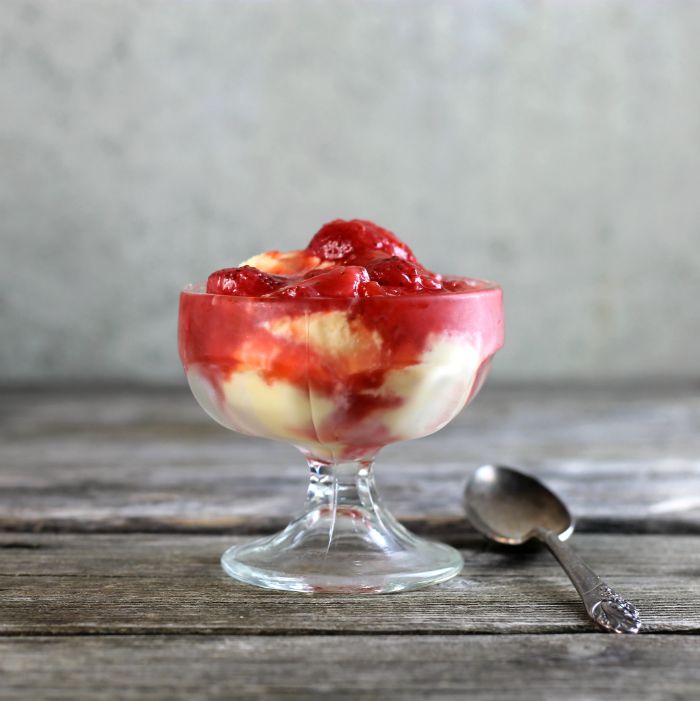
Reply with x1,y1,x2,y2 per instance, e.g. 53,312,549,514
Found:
1,384,699,699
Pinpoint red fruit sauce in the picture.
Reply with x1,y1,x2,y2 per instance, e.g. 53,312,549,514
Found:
205,219,480,298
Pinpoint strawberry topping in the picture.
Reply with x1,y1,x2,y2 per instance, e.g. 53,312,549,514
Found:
204,220,475,298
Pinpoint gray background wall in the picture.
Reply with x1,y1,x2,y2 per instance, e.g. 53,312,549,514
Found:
1,0,699,383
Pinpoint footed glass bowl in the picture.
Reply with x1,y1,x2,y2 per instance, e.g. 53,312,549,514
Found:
178,280,503,593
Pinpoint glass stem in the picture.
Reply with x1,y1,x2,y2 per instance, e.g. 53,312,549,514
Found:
306,458,377,510
304,459,379,552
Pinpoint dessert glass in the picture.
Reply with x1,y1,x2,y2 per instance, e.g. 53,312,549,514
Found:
178,280,503,593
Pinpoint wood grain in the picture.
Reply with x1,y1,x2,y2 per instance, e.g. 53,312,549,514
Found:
1,532,697,635
1,634,699,701
1,384,699,535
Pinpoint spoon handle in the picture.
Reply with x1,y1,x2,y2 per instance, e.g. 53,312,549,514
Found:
538,529,641,634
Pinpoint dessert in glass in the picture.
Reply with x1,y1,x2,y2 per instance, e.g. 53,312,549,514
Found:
178,220,503,593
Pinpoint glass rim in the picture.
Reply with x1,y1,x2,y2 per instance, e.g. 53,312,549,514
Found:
180,276,502,302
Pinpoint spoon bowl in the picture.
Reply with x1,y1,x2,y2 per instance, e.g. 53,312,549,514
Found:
465,464,574,544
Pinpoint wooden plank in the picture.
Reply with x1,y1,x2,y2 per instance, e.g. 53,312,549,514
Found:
1,385,699,534
0,533,697,634
0,634,699,701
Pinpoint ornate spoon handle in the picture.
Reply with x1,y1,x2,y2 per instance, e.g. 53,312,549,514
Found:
537,529,641,634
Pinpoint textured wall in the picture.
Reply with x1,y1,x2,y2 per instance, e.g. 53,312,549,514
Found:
1,0,699,382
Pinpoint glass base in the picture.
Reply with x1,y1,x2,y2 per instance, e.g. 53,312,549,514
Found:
221,516,463,594
220,460,463,594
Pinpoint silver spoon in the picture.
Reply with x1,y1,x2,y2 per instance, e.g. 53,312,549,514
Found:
465,464,641,634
